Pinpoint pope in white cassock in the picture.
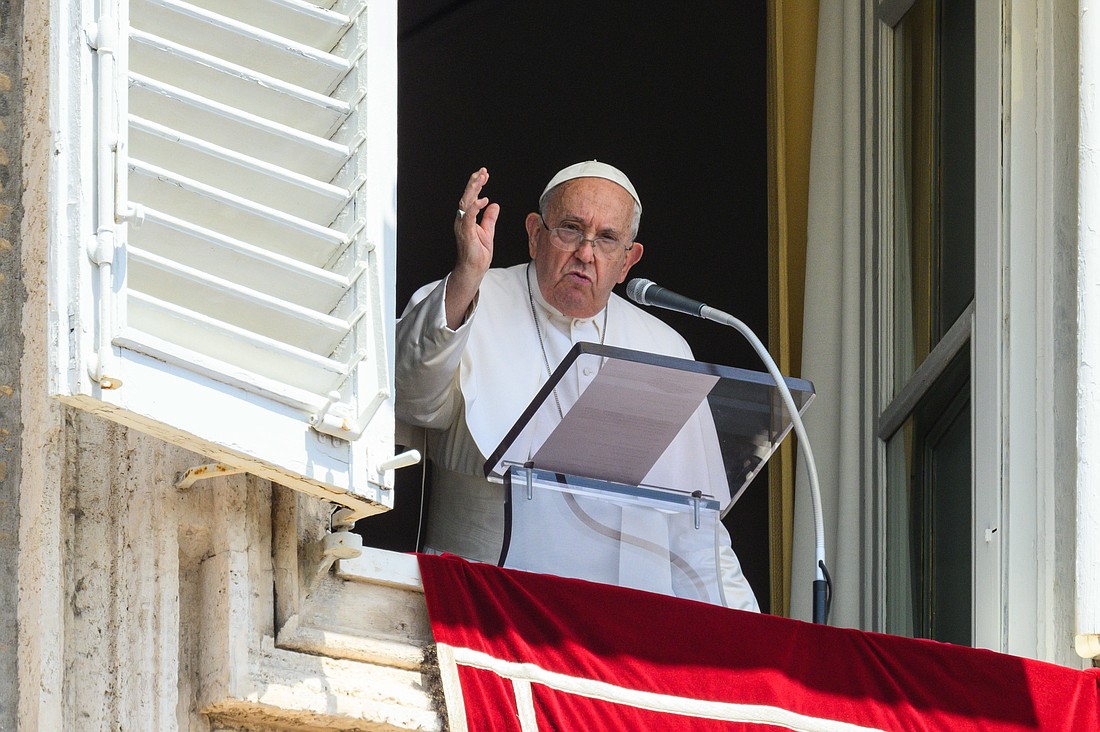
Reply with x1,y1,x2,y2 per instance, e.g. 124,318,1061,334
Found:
395,161,759,612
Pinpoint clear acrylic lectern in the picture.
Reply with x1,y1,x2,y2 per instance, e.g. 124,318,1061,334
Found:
484,342,815,607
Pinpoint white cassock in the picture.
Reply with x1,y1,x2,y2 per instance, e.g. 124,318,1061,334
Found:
395,262,759,612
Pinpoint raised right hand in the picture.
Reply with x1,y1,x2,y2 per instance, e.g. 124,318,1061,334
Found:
446,167,500,328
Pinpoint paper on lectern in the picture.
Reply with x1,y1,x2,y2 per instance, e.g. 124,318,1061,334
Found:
531,358,719,487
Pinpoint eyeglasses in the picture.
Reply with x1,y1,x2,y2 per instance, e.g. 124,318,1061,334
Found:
540,216,631,257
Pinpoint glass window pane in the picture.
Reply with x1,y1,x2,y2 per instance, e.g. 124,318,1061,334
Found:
892,0,975,394
884,349,971,643
936,0,976,332
885,423,917,636
893,0,935,389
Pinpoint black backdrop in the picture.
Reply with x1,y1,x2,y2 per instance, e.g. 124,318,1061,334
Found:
363,1,772,611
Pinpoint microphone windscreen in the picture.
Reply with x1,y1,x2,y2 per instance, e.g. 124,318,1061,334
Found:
626,278,653,305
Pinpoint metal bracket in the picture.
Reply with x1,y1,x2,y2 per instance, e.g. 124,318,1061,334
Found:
376,449,421,478
175,463,247,491
306,509,365,596
306,531,364,597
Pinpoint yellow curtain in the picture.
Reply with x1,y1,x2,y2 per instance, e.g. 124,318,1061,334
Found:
766,0,817,617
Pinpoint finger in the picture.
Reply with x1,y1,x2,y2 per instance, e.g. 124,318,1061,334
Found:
479,202,501,240
459,168,488,209
457,169,489,224
456,199,486,223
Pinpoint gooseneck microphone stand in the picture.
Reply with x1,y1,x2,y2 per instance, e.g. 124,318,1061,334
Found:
627,279,829,624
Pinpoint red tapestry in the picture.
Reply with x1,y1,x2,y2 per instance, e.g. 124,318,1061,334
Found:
418,553,1100,731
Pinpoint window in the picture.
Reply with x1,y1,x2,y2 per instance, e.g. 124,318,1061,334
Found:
49,0,398,518
878,0,975,644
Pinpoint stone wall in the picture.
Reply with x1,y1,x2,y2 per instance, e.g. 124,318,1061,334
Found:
0,0,22,726
18,0,64,724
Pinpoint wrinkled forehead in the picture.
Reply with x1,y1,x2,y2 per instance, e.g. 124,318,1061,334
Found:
547,178,637,230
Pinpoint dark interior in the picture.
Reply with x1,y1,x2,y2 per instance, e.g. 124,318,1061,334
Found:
362,1,772,611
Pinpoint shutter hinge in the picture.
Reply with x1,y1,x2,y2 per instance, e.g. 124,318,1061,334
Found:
85,15,126,392
84,17,118,55
86,232,122,390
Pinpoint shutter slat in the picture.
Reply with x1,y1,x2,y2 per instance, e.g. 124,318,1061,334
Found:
130,117,351,224
129,247,356,354
128,74,353,181
182,0,358,50
113,328,336,414
129,30,350,137
127,291,350,394
129,160,349,264
130,209,359,313
131,0,353,92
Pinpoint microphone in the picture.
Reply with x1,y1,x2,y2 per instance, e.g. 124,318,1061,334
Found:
626,276,830,625
626,278,707,317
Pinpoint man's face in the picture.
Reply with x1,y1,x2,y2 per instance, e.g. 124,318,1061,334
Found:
525,178,644,319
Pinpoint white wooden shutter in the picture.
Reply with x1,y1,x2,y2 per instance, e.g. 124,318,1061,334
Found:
50,0,398,519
